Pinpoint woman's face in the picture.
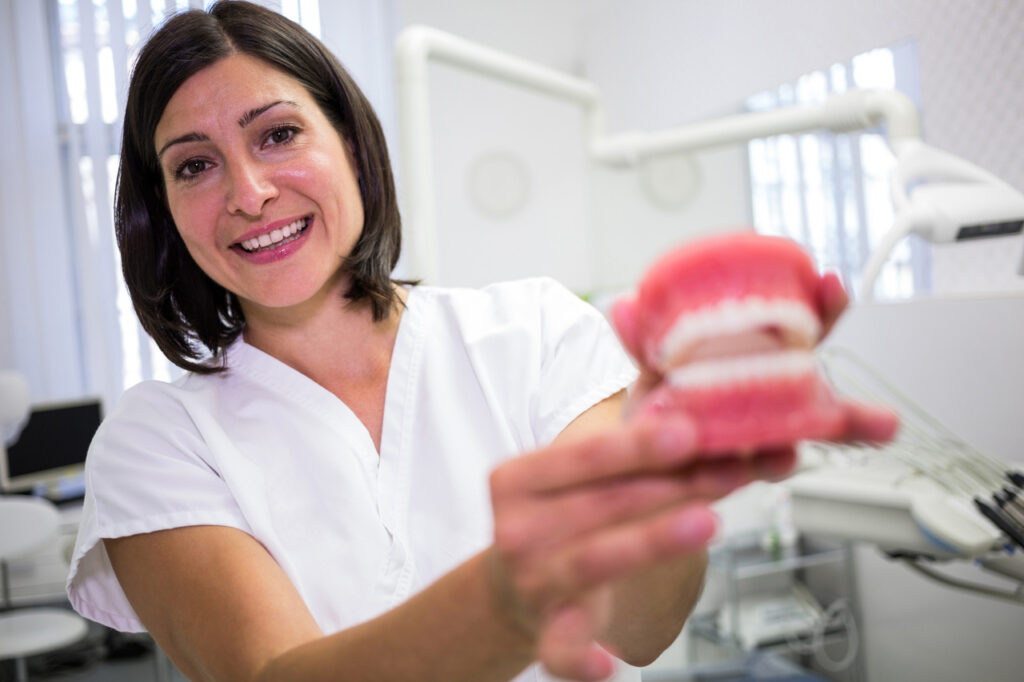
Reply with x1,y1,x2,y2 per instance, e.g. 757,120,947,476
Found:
154,53,364,319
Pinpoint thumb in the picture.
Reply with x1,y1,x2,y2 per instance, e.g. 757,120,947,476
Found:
610,296,643,363
537,604,616,681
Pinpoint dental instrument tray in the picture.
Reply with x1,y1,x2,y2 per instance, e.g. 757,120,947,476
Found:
787,346,1024,569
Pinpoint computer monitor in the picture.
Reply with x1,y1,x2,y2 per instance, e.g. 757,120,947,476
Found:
0,398,102,496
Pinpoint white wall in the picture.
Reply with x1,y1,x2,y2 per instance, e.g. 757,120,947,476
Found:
389,0,605,292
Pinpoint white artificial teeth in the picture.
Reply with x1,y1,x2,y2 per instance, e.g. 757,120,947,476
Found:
240,217,308,253
657,296,820,370
666,349,817,390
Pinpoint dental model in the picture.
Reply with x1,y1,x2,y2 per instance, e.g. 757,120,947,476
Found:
615,231,847,453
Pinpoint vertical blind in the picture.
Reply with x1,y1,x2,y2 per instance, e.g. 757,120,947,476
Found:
746,45,931,300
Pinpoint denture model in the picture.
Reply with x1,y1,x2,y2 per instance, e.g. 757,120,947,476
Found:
615,231,847,453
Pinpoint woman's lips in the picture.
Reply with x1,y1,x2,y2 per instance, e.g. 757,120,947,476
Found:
232,216,313,264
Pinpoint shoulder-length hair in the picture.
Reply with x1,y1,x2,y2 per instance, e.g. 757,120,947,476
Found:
118,0,403,374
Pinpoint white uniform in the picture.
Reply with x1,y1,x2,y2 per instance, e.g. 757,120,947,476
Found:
67,278,640,680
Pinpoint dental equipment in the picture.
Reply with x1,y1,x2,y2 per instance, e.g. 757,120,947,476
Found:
790,346,1024,604
859,140,1024,300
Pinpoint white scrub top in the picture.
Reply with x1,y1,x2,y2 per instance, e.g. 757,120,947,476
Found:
67,277,641,681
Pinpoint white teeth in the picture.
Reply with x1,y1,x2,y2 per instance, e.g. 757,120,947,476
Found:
657,297,820,371
239,218,309,253
667,349,817,390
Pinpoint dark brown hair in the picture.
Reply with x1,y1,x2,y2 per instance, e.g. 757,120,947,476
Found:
117,0,403,373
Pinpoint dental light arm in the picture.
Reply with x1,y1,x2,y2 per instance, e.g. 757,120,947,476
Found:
394,26,922,284
396,26,1023,298
859,140,1024,300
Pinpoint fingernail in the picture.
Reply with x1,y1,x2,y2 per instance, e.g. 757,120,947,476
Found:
674,507,718,546
655,419,696,458
645,394,670,415
583,647,615,679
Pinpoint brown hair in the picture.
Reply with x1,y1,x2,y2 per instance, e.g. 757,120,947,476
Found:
117,0,404,373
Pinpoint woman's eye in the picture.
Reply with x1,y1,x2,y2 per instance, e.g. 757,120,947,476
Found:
174,158,209,180
266,126,297,146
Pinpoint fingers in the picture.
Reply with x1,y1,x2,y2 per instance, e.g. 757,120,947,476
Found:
496,458,753,556
499,502,717,617
816,271,849,339
839,401,900,444
750,447,799,482
561,505,718,593
492,416,699,496
537,605,616,681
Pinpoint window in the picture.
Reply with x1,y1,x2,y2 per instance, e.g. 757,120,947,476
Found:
50,0,319,395
746,44,930,300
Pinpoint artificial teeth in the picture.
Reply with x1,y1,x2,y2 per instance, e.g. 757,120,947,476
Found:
667,349,817,390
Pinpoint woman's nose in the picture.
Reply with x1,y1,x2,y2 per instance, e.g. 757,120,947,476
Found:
225,158,278,217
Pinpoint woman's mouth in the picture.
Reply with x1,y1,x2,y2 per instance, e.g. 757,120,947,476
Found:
237,217,311,253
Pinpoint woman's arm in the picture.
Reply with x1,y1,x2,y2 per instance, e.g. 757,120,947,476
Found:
105,527,534,682
104,412,716,682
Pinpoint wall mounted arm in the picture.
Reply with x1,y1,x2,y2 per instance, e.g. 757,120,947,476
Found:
394,25,923,283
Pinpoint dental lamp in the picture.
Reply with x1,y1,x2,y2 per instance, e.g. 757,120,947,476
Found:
396,26,1024,298
0,370,31,447
859,140,1024,300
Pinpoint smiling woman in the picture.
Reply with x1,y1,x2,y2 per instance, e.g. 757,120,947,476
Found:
115,2,403,373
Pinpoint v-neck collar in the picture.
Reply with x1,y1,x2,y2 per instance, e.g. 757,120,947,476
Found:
224,287,425,470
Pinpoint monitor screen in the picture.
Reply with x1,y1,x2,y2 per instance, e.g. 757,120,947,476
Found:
1,398,102,494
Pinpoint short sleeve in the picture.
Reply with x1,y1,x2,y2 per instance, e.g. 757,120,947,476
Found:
529,278,638,444
66,380,251,632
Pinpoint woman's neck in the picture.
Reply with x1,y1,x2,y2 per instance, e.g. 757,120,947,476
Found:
241,281,407,391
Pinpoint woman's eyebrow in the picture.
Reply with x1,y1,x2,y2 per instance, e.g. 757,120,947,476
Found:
157,132,210,160
238,99,300,128
157,100,301,160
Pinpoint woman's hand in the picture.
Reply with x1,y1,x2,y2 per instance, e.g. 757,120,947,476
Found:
487,413,782,679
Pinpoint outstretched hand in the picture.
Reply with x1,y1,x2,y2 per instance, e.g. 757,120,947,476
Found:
488,413,779,680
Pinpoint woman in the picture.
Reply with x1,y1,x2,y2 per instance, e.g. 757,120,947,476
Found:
66,3,896,681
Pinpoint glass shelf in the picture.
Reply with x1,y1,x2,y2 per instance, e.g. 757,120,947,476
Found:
709,534,850,580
